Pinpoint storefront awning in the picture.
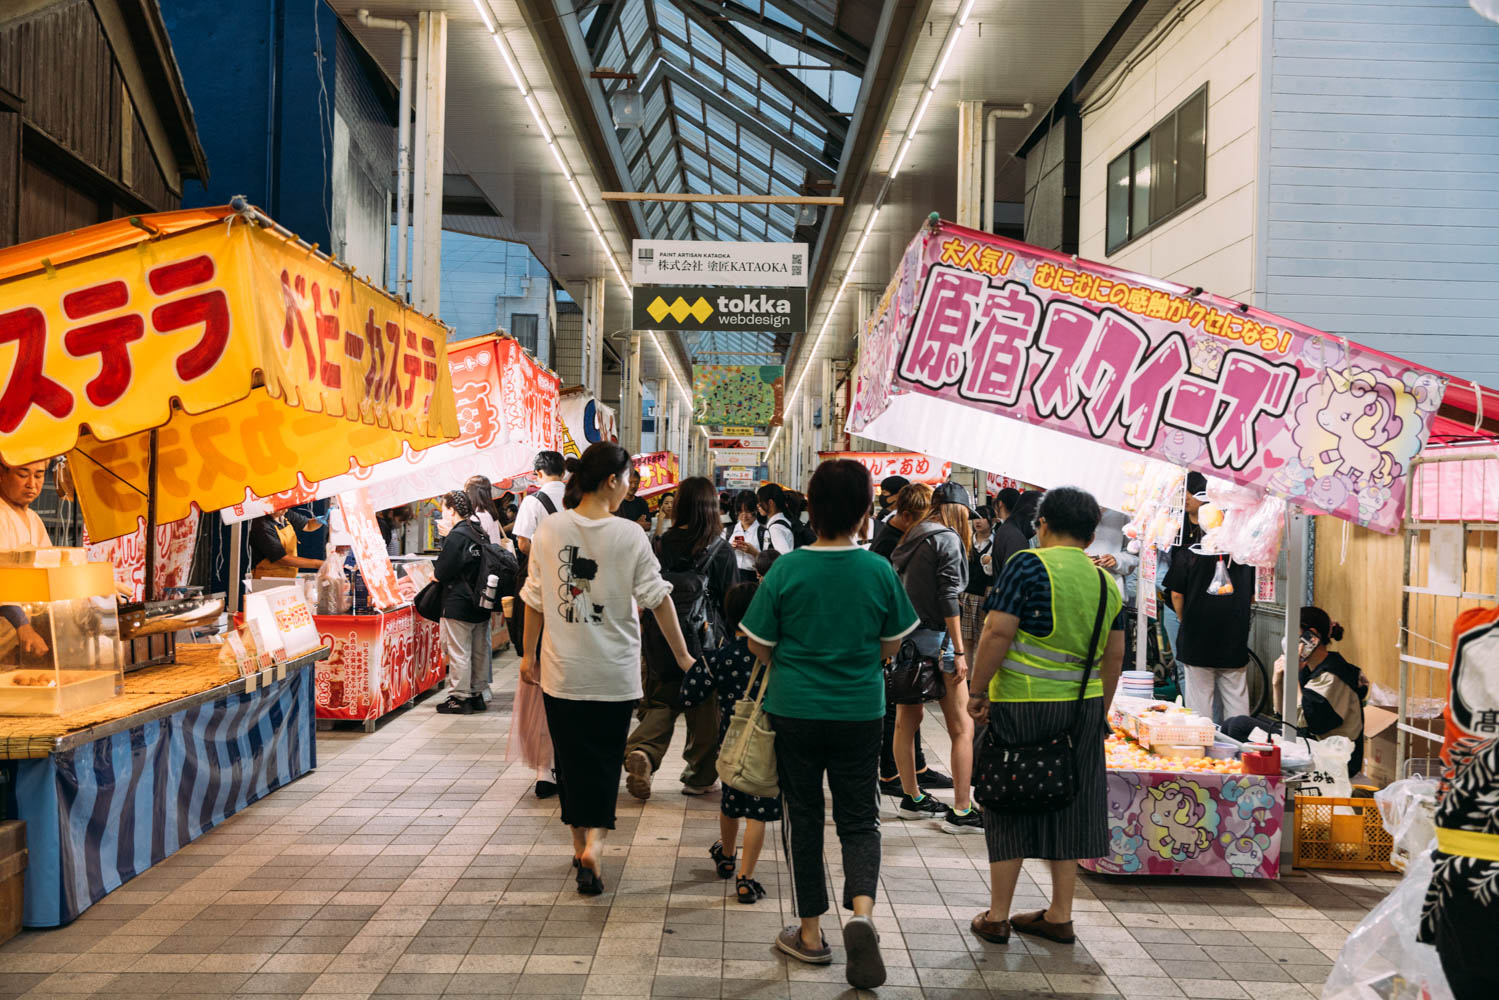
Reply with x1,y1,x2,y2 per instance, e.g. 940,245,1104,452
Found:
0,205,461,540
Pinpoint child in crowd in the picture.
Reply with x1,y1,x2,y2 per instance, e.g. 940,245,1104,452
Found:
754,548,780,581
679,581,779,903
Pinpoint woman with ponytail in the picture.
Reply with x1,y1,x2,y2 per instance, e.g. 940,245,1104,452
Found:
518,443,700,895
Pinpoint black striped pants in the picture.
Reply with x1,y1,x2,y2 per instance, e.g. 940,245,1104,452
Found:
770,713,883,918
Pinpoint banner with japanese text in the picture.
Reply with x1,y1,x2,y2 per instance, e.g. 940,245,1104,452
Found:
848,222,1449,534
559,390,618,457
84,509,200,601
819,452,951,486
334,489,403,611
0,209,458,466
220,335,560,523
73,387,444,540
634,451,680,499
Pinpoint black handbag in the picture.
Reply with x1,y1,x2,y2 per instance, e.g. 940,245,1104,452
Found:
414,580,445,622
974,570,1109,814
885,629,947,705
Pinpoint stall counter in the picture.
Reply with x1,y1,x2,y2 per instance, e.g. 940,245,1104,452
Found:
1082,767,1286,879
314,605,445,730
2,645,326,926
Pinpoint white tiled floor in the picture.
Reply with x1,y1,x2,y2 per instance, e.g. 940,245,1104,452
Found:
0,654,1395,999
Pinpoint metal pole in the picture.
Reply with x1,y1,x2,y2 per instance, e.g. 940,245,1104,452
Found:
1282,509,1307,738
144,429,159,603
228,521,243,615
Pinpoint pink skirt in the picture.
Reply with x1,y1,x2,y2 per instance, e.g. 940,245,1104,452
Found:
509,678,554,770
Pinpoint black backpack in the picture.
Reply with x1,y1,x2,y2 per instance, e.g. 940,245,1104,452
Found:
790,519,816,549
661,537,727,648
472,533,518,602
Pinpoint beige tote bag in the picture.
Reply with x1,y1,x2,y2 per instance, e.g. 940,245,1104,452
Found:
715,657,778,798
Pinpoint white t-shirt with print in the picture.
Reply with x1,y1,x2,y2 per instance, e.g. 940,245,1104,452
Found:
519,510,673,701
513,481,566,540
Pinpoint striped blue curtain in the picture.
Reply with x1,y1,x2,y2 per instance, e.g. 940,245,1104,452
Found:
14,667,316,927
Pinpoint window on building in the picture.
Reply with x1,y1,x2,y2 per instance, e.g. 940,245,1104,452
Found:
512,313,539,355
1105,85,1207,254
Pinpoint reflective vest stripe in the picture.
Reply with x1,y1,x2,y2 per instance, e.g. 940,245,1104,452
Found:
1010,639,1084,665
999,657,1089,682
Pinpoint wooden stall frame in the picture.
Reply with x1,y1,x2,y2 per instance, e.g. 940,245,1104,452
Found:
1397,449,1499,776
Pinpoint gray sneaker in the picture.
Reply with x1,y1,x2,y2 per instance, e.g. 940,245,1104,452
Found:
624,750,653,800
775,925,832,965
842,915,886,990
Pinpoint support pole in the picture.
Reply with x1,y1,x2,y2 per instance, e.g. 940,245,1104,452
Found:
228,522,243,615
357,10,413,298
955,100,985,228
411,10,447,311
1282,509,1308,738
144,429,159,602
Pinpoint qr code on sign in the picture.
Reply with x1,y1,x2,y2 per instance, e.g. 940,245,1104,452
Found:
792,254,803,276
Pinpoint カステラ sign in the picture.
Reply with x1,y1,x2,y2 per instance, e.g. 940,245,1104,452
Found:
632,239,807,287
634,285,806,334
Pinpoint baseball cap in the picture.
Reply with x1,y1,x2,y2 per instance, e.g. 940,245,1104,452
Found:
880,475,909,495
931,481,977,516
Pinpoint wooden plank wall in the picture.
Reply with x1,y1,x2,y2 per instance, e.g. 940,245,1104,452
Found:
1314,514,1499,704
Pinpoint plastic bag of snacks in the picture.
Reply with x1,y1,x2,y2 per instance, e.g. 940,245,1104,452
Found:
1374,777,1438,870
1323,846,1455,1000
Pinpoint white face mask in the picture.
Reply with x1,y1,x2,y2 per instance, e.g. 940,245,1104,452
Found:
437,509,457,536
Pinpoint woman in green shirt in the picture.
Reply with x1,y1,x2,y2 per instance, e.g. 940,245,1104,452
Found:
740,459,919,992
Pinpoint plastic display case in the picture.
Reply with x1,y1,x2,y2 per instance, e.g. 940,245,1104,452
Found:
0,550,124,716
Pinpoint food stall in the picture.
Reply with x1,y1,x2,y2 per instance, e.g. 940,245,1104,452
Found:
222,333,562,726
846,218,1493,877
818,451,951,486
0,202,459,924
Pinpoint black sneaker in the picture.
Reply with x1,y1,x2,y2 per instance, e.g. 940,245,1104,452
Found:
878,775,904,797
897,793,945,820
534,775,558,799
917,768,954,790
435,695,473,715
467,694,488,713
942,806,984,835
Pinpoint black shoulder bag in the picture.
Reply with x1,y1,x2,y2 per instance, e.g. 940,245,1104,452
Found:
973,569,1109,814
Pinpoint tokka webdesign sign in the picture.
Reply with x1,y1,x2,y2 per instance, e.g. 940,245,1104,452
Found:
632,239,807,287
633,285,807,333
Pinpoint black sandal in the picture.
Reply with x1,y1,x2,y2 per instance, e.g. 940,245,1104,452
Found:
735,875,765,904
575,865,604,895
709,841,736,879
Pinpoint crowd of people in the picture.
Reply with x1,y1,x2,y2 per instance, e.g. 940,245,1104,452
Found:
410,447,1366,991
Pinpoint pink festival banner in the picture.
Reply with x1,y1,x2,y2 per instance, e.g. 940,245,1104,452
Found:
848,222,1449,534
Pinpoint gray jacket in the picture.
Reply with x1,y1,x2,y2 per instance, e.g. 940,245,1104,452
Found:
891,521,969,627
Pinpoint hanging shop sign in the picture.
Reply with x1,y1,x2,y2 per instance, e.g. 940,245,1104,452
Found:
847,221,1450,535
220,335,560,523
632,239,808,287
0,207,457,467
708,436,770,450
819,451,951,486
693,365,785,427
634,285,806,334
712,448,762,466
716,426,760,437
634,451,680,499
560,389,618,457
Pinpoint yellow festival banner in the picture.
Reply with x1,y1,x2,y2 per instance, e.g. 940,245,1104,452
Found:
71,388,448,541
0,208,458,467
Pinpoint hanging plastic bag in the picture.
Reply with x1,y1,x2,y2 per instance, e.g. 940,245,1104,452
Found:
1301,734,1355,798
315,552,351,615
1323,846,1455,1000
1374,777,1439,870
1207,556,1235,595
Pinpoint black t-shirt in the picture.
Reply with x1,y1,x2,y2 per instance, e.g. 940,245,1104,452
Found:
1163,546,1255,669
615,496,650,526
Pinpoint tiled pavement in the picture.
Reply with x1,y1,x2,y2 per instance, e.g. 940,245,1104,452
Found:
0,653,1395,999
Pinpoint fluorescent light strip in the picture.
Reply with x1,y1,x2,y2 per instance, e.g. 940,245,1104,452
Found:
472,0,635,292
771,1,970,465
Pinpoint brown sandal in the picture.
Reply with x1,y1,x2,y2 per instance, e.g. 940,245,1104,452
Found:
1010,909,1076,943
970,910,1011,944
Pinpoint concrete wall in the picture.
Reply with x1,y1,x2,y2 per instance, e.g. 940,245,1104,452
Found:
1079,0,1262,301
1259,0,1499,389
437,231,555,363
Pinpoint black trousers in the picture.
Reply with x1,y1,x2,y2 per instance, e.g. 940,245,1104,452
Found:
879,699,925,779
771,714,883,918
542,694,635,829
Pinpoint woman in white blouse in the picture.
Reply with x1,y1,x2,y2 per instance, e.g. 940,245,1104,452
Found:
652,493,676,538
519,442,698,895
